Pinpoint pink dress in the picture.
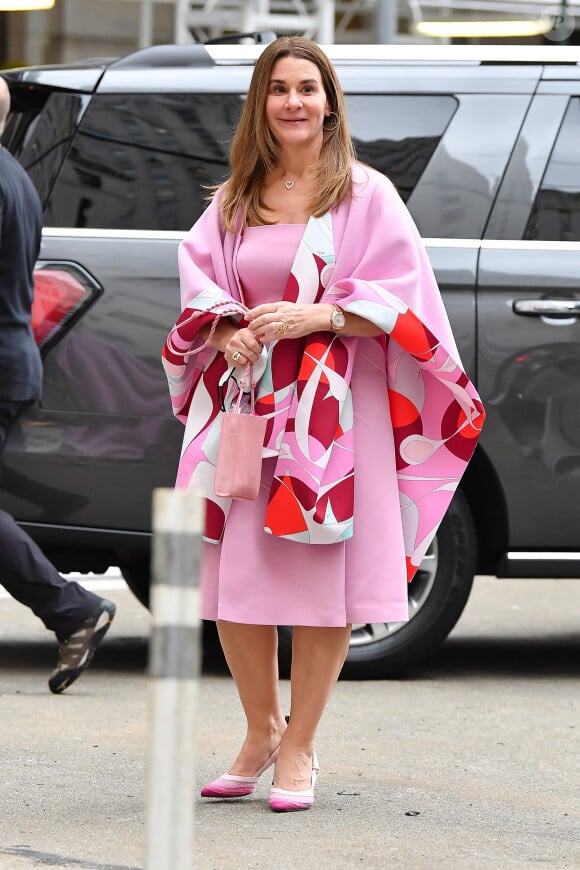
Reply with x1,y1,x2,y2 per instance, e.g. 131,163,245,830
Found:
200,224,409,627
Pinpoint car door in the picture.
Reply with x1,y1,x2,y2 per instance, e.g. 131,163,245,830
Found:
479,70,580,575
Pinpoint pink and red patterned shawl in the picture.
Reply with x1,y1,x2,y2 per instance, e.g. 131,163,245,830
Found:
162,163,485,581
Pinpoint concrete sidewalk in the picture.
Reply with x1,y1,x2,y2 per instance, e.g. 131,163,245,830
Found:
1,575,579,869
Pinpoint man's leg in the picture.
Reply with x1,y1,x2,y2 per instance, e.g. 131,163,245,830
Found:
0,508,102,640
0,509,116,692
0,401,116,691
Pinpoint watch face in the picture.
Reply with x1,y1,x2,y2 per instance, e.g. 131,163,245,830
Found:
332,308,346,329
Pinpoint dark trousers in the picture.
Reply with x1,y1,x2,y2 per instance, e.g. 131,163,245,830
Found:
0,401,101,641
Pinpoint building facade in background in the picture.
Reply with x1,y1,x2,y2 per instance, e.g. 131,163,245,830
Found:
2,0,577,70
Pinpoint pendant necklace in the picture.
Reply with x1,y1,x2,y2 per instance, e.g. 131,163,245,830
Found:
284,176,304,190
282,172,305,191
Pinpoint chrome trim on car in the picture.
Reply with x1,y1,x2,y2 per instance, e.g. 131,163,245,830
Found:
482,239,580,251
41,228,186,241
207,44,580,65
507,552,580,560
513,299,580,316
424,238,481,247
426,238,580,251
41,230,580,255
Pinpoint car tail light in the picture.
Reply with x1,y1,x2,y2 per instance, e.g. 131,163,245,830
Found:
32,262,102,353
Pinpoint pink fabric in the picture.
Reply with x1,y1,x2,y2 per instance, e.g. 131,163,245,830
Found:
201,225,408,625
162,162,485,585
237,224,304,302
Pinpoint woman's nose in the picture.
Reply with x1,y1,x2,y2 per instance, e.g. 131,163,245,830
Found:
286,91,302,108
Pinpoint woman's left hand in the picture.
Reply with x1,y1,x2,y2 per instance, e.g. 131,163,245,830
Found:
245,302,329,341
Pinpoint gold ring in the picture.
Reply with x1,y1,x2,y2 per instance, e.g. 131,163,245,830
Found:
277,321,289,336
232,350,241,362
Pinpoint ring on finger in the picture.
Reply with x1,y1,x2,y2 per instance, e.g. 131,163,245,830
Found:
277,321,289,336
232,350,242,362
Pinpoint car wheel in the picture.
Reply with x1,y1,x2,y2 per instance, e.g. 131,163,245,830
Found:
277,491,476,678
120,558,150,609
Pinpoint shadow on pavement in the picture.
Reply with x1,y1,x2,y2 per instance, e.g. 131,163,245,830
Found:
1,631,578,681
0,623,229,676
412,634,580,681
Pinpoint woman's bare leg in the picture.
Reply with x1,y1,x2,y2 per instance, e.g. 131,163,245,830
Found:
274,625,352,790
216,620,287,775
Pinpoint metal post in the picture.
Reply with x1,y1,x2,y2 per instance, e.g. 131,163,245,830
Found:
317,0,335,43
138,0,154,47
560,0,570,44
173,0,192,44
145,487,203,870
375,0,398,43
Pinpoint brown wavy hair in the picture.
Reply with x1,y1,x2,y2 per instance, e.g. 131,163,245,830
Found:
219,36,355,230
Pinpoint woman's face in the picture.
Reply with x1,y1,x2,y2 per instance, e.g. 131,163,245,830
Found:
265,56,330,154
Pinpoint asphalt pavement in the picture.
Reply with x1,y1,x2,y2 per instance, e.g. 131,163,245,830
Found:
0,572,579,870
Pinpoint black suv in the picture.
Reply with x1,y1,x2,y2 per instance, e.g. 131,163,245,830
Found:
2,43,580,677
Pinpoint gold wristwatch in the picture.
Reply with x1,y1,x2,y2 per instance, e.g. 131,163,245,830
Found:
330,304,346,331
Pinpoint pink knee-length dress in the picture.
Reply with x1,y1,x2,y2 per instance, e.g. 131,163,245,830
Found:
200,224,409,627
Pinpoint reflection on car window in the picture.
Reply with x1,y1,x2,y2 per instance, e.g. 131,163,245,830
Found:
44,92,456,231
45,93,244,231
525,98,580,242
346,95,457,201
3,88,90,207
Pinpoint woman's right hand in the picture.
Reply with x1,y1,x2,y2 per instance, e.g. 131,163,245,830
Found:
222,325,263,368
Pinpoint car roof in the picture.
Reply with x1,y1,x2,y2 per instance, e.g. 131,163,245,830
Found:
208,43,580,65
3,42,579,93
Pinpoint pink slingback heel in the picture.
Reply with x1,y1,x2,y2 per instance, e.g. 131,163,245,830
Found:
200,745,280,798
268,751,320,812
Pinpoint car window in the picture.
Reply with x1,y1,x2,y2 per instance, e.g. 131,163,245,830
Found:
44,93,243,231
346,95,457,203
45,91,456,232
524,97,580,242
3,86,90,208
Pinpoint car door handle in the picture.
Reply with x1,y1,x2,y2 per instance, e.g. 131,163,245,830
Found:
513,298,580,317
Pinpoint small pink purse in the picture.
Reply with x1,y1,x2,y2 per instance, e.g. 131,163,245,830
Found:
214,366,267,500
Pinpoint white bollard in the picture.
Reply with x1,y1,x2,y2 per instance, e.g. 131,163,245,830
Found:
145,487,203,870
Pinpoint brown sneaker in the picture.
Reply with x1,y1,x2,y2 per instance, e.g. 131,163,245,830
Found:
48,599,116,694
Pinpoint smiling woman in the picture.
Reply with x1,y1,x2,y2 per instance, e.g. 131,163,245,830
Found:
259,56,331,224
161,35,484,815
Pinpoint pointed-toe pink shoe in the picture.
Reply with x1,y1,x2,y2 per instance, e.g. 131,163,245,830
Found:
268,751,320,812
201,745,280,798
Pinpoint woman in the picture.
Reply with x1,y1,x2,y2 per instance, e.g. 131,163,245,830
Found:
162,36,484,812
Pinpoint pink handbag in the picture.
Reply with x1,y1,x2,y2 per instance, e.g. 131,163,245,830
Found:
214,366,267,500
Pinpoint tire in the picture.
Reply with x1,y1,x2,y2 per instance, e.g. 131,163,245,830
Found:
277,491,476,679
120,558,150,609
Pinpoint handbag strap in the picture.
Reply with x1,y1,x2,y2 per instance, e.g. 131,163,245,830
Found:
166,300,248,362
234,363,256,413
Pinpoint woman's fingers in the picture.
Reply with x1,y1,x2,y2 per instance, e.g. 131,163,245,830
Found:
246,303,320,340
249,313,298,340
225,326,262,366
244,304,278,322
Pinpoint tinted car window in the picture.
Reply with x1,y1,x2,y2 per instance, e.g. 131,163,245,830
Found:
346,95,457,202
45,93,243,231
525,97,580,242
45,91,456,231
3,87,89,207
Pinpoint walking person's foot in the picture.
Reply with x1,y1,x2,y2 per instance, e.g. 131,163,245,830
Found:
48,599,116,694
